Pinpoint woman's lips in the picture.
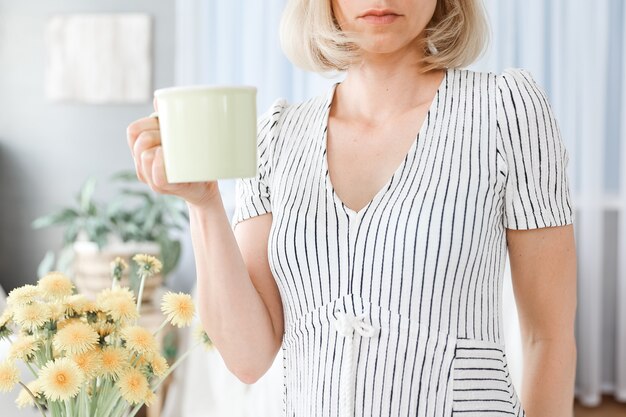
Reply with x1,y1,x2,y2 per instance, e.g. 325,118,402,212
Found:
359,12,401,24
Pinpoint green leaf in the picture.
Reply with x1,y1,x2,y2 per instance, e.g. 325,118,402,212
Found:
57,247,75,276
110,170,140,183
165,203,189,228
63,222,81,246
37,251,56,278
31,208,79,229
119,189,154,203
79,177,98,214
84,218,110,247
93,234,108,250
159,238,181,277
122,223,142,238
143,205,161,235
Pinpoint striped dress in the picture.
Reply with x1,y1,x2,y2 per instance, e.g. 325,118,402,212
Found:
230,67,575,417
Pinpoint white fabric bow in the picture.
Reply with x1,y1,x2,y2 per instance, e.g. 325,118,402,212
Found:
333,309,379,417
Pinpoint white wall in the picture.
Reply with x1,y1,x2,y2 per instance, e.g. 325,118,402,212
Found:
0,0,176,292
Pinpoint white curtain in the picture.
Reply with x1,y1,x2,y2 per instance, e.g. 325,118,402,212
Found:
472,0,626,407
164,0,626,414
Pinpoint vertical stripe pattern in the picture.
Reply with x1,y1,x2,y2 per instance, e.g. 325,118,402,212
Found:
230,67,574,417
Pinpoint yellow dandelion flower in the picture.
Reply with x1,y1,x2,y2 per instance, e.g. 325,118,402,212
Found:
39,358,84,401
15,379,42,409
0,360,20,392
193,324,214,351
132,254,162,277
38,272,74,300
97,288,139,322
143,388,157,407
0,309,12,327
92,321,116,339
53,321,99,355
8,335,39,361
56,317,84,331
98,346,128,379
118,368,149,405
105,295,139,323
13,303,49,330
94,310,109,323
71,350,101,379
161,292,195,328
121,326,158,355
111,257,128,282
48,302,66,321
0,310,13,340
64,294,96,316
149,354,169,378
7,285,40,307
133,351,153,368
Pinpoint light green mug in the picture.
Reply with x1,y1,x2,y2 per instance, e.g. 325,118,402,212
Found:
152,85,257,183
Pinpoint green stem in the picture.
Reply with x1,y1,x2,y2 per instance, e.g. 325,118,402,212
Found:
135,273,147,316
18,381,47,417
65,396,74,416
46,340,53,362
98,384,123,417
81,382,90,417
110,397,128,417
156,341,201,391
127,341,201,417
50,400,63,417
25,361,38,378
94,377,110,417
152,319,169,338
89,378,98,417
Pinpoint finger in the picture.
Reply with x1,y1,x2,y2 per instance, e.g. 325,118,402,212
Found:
135,160,146,184
133,129,161,160
132,129,161,184
152,147,171,191
126,117,160,153
141,147,158,189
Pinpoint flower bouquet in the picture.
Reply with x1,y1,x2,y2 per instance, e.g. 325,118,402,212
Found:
0,254,212,417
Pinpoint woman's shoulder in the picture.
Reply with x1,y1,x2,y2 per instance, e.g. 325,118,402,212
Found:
258,85,335,129
491,67,549,105
450,66,541,91
451,67,553,119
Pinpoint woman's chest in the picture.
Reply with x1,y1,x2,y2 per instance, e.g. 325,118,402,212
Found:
267,109,505,274
325,111,431,215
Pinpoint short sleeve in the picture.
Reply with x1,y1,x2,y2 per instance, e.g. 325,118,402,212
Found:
496,68,575,230
230,98,288,231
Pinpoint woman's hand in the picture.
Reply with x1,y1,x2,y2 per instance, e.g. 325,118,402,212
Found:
126,98,221,207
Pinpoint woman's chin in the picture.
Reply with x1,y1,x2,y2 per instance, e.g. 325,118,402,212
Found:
352,33,419,57
357,42,415,58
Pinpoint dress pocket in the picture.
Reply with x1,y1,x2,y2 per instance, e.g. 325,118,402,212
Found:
451,337,526,416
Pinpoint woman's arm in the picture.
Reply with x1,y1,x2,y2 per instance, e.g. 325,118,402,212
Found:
188,195,284,385
506,224,577,417
127,107,285,385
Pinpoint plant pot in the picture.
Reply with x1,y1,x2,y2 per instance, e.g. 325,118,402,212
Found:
72,240,164,306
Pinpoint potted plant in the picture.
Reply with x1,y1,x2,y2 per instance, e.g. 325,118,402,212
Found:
32,170,189,306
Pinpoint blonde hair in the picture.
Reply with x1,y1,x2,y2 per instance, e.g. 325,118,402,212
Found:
279,0,490,74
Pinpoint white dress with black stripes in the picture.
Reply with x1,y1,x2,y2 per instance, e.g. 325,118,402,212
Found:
230,67,575,417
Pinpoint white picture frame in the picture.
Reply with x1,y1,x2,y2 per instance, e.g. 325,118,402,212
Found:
45,13,153,104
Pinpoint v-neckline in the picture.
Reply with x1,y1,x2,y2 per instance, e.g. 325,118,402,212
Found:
322,68,451,218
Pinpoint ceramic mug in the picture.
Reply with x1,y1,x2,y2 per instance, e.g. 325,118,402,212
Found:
152,85,257,183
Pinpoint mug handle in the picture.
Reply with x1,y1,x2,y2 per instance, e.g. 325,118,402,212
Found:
149,111,159,119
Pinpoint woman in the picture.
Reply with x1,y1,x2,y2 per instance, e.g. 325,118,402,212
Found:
127,1,577,416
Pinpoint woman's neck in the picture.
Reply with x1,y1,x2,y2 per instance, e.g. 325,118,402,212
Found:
334,46,444,126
